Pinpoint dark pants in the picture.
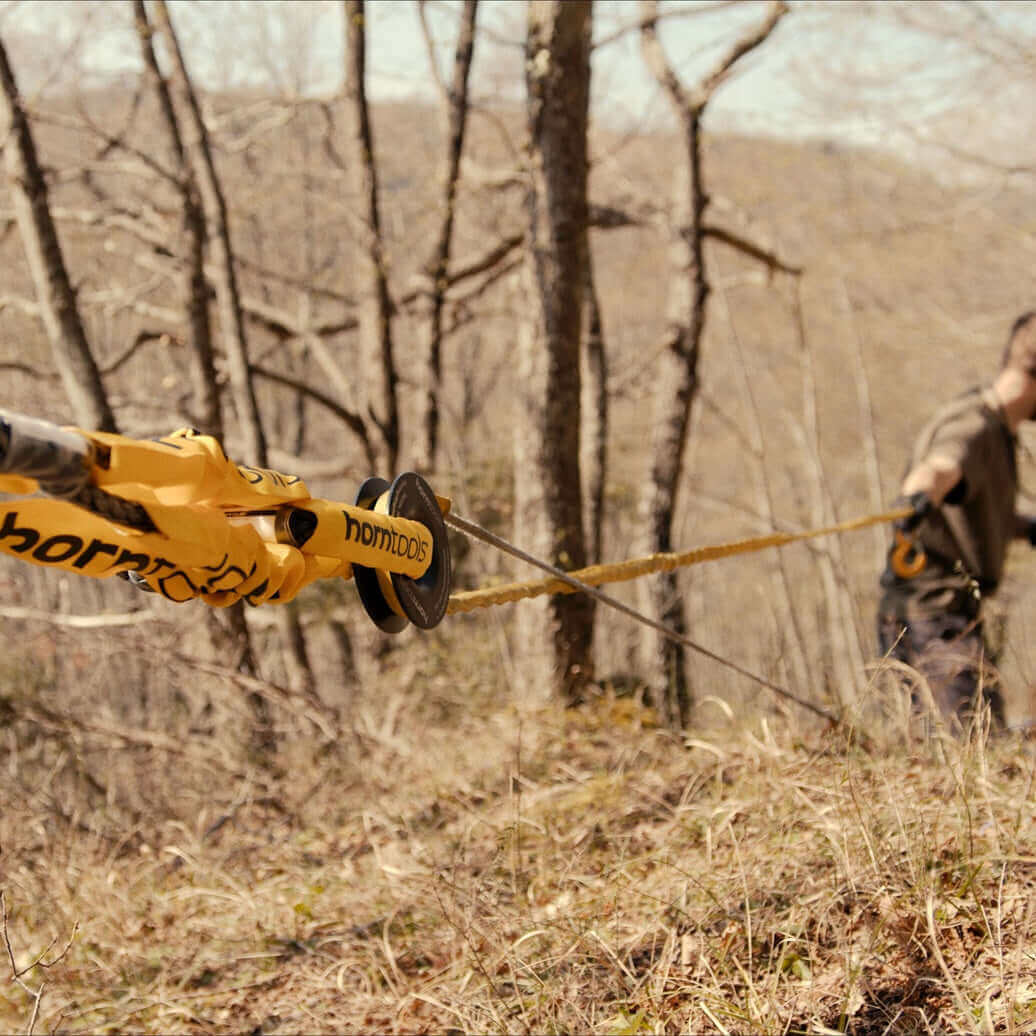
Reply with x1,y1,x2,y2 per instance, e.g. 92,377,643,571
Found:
877,589,1005,730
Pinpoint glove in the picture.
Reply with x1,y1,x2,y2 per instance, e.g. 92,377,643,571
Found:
894,491,933,534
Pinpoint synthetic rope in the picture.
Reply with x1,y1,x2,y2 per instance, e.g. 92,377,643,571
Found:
447,506,911,615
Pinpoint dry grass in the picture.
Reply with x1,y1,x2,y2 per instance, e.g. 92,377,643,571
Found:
2,620,1034,1035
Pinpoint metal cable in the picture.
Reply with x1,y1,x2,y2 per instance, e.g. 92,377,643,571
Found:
445,510,849,725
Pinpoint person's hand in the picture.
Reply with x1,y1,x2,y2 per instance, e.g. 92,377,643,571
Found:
894,491,933,534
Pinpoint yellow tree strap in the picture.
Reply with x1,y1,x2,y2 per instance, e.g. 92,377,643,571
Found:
0,426,430,607
0,494,346,606
447,506,910,615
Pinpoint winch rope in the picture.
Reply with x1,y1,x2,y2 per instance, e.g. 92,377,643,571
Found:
447,506,911,614
444,509,912,725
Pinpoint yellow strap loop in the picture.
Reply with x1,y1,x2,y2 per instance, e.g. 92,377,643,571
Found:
447,506,912,615
890,528,927,579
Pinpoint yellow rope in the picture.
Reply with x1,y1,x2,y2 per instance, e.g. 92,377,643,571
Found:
446,506,909,615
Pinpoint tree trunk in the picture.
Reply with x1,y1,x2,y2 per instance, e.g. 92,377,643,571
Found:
152,1,315,710
581,254,607,568
0,35,116,433
637,0,788,729
131,0,221,439
416,0,478,472
153,0,266,465
634,121,704,730
343,0,399,474
515,0,594,705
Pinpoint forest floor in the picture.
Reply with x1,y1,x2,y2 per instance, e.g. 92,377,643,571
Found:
2,627,1034,1035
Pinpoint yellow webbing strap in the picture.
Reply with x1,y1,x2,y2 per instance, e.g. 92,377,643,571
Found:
0,428,346,607
446,507,911,615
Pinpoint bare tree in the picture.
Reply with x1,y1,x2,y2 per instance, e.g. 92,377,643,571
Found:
415,0,479,472
515,0,594,705
0,34,116,432
637,0,788,728
151,0,315,703
152,0,266,464
343,0,399,473
131,0,221,438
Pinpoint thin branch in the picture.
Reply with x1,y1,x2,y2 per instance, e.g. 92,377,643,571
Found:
101,330,184,376
0,294,40,317
594,0,742,51
42,204,173,254
693,0,789,108
31,106,180,187
240,296,357,341
702,223,801,275
445,232,524,289
446,255,521,311
232,251,353,305
250,362,375,470
170,653,338,739
458,155,525,191
0,605,156,628
641,0,789,114
416,0,449,107
1,889,79,980
0,361,55,379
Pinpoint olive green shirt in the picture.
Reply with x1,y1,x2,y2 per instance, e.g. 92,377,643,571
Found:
882,386,1017,600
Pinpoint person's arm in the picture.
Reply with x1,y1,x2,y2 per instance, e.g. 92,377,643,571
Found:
900,453,965,506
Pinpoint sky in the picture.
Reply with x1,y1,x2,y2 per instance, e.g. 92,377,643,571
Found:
0,1,1033,168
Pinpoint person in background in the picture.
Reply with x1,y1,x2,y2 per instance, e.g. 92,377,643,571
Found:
878,312,1036,730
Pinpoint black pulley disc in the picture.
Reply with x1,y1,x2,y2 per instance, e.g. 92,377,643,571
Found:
352,473,451,634
384,472,452,630
352,477,407,633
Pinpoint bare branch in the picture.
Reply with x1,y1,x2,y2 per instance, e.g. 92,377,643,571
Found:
594,0,742,51
251,362,375,470
641,0,789,115
640,0,694,112
77,289,181,327
0,604,156,627
446,255,521,311
0,294,40,317
1,889,79,980
233,252,353,305
459,154,525,191
693,0,789,107
240,296,357,341
445,232,524,289
31,106,180,186
702,223,801,275
42,204,173,254
101,330,183,376
416,0,449,108
0,361,55,379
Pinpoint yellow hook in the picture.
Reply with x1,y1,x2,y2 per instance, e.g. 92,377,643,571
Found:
891,529,926,579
